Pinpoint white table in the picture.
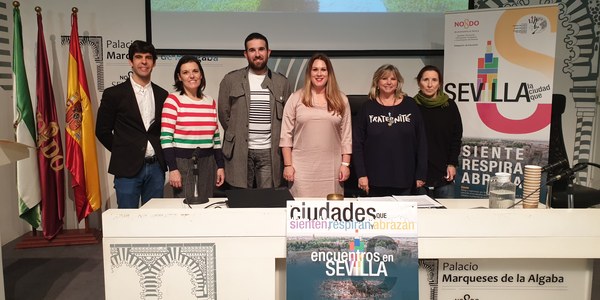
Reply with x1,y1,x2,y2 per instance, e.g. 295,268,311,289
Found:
102,198,600,299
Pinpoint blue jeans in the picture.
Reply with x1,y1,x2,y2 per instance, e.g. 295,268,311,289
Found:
114,161,165,208
420,183,456,199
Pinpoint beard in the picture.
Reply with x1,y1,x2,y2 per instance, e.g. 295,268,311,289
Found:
248,57,268,72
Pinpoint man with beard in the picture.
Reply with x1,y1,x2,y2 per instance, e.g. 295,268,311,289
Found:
218,32,292,189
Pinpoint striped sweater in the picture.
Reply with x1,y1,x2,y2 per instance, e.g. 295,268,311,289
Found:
160,93,223,171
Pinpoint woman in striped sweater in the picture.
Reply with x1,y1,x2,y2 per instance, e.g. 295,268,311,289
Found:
161,56,224,202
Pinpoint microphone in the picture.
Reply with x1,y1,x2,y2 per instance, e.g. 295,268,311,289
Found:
191,147,200,164
546,162,588,184
541,158,569,173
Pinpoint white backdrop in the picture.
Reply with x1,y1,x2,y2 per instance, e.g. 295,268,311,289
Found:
4,0,598,240
2,0,436,236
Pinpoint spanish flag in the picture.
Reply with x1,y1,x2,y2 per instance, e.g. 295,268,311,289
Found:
65,9,101,222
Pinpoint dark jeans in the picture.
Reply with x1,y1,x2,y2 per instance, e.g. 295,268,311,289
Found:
369,186,412,197
419,183,456,199
114,161,165,208
247,148,273,188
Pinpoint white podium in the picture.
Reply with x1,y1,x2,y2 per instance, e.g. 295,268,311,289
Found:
102,199,600,299
0,139,33,300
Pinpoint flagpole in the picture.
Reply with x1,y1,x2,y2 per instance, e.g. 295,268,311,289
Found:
12,0,43,239
64,6,102,245
33,4,41,240
14,0,33,239
13,0,38,240
71,6,89,234
13,1,37,237
14,4,100,248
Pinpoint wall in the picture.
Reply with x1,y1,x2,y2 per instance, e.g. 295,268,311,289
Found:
1,0,598,245
1,0,439,244
1,0,147,243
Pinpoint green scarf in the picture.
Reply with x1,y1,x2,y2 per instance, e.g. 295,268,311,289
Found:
414,91,450,108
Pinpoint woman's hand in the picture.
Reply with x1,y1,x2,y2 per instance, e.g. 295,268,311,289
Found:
169,170,182,188
446,165,457,181
339,165,350,182
283,165,295,182
358,176,369,194
215,168,225,187
416,180,426,188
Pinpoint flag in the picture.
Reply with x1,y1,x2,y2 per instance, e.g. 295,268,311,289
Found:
13,5,41,228
65,10,101,222
36,10,65,239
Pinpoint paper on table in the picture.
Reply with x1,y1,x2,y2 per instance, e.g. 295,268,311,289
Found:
357,195,444,208
392,195,444,208
356,196,396,202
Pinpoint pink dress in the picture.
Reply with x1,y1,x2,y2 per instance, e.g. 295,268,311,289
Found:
280,89,352,197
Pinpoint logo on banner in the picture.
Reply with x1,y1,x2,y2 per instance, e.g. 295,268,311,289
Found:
447,40,551,134
514,15,550,35
454,19,480,29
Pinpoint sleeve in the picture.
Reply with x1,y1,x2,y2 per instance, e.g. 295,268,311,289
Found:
340,95,352,155
279,91,299,148
414,105,428,181
95,88,117,151
213,149,225,168
352,101,369,178
160,94,179,171
447,101,463,166
217,76,231,131
282,79,292,105
212,99,222,149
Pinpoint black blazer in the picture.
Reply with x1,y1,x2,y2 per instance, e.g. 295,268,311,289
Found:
96,79,169,177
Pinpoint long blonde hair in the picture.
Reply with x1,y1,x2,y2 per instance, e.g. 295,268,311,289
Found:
301,53,345,116
368,64,405,101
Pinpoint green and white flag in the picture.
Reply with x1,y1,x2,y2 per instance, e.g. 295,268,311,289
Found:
13,6,41,228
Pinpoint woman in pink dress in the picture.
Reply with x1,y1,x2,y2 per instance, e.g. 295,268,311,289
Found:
280,53,352,197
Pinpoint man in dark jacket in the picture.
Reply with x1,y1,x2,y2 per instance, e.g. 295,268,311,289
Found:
96,40,168,208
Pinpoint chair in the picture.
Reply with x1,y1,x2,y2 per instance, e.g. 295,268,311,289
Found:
547,94,600,208
345,95,370,198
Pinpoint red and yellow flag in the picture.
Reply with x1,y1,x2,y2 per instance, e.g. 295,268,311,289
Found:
65,10,101,222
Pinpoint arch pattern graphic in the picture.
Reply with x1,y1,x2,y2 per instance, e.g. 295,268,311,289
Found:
419,259,440,300
109,243,217,300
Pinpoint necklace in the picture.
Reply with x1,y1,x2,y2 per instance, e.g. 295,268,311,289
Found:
377,97,397,107
377,97,398,127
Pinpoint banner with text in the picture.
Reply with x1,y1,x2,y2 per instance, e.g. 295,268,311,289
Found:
287,201,418,299
418,258,592,299
444,5,558,198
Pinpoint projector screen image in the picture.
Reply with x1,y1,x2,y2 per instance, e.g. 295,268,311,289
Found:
149,0,468,51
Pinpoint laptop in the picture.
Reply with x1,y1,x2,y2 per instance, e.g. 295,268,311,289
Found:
225,187,294,208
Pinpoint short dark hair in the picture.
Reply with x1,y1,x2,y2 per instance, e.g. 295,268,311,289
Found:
173,55,206,98
128,40,157,62
416,65,443,85
244,32,269,51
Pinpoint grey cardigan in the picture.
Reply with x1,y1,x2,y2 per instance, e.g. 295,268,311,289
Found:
218,67,292,188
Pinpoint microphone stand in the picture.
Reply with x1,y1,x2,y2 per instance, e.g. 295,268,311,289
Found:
544,162,599,208
566,176,575,209
545,184,553,208
184,148,209,205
